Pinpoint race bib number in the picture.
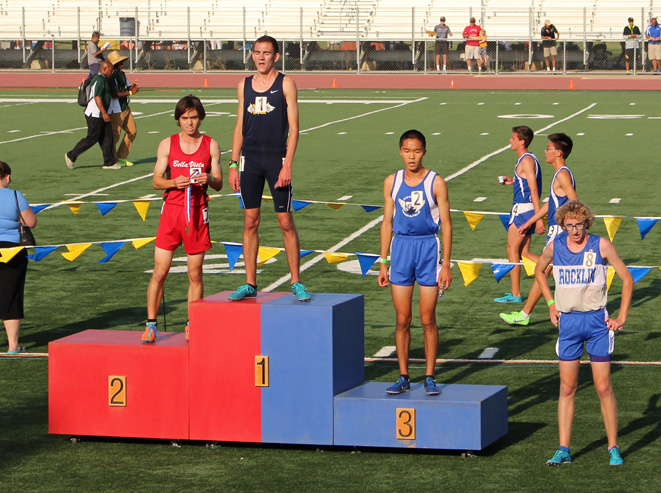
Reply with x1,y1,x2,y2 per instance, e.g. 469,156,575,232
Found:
239,156,245,172
190,167,202,185
583,251,596,269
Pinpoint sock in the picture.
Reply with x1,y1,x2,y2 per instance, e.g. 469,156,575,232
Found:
425,375,435,380
479,66,482,71
608,445,619,451
147,318,157,324
248,283,257,289
436,64,440,71
401,374,410,381
443,64,446,70
520,310,530,319
559,446,570,454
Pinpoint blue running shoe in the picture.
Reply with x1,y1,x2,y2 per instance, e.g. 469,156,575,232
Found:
142,322,159,343
494,292,523,303
424,376,440,395
291,282,311,301
546,449,572,466
609,447,624,466
386,376,410,395
228,284,257,301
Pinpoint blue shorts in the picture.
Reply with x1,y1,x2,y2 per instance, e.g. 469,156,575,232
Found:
389,235,441,286
508,203,535,235
239,150,292,213
556,309,613,362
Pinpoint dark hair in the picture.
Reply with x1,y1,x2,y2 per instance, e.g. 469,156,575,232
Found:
0,160,11,178
255,35,279,54
174,95,206,123
399,129,426,149
92,31,100,38
548,133,573,159
512,125,534,148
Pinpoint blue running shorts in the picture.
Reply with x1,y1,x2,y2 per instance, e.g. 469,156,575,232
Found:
389,235,441,287
556,308,613,362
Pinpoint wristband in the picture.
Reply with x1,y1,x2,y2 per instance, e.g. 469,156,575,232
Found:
547,299,555,306
229,160,238,169
129,90,133,96
209,174,214,183
379,258,388,264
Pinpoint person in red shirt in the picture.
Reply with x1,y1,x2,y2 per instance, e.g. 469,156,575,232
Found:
143,95,223,343
462,17,483,72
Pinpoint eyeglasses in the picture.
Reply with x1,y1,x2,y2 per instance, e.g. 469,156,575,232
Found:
544,147,558,152
563,223,585,232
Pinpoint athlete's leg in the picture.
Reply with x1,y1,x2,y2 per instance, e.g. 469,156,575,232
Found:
147,246,175,319
391,284,414,376
521,265,552,315
591,361,619,448
186,252,205,304
418,284,439,377
276,211,301,284
557,359,580,448
242,208,261,286
4,319,21,352
506,224,530,297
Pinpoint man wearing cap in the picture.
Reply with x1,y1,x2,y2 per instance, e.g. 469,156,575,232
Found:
623,17,641,74
462,17,482,72
107,51,139,167
645,17,661,73
541,20,559,72
433,17,452,74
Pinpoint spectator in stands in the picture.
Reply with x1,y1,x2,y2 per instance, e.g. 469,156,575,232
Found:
541,20,559,72
107,51,139,167
462,17,482,72
623,17,641,74
645,17,661,73
86,32,109,81
432,17,452,74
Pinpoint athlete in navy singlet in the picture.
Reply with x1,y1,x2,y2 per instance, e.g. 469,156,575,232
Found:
535,200,632,466
379,130,453,396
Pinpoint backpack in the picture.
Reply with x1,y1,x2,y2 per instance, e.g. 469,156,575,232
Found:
77,78,91,107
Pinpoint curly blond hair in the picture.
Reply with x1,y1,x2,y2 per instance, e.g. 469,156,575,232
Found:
555,199,596,229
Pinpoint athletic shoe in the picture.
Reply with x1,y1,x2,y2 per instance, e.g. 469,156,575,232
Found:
185,321,190,342
424,376,440,395
609,447,624,466
64,152,74,170
546,449,572,466
142,322,159,343
228,283,257,301
386,376,411,395
500,311,530,326
494,292,523,303
102,163,122,170
291,282,311,301
117,158,134,167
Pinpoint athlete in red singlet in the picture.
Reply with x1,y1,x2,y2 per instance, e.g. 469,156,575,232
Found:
143,95,222,343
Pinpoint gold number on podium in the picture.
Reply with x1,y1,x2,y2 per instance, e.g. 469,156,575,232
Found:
396,408,415,440
109,376,127,407
255,356,269,387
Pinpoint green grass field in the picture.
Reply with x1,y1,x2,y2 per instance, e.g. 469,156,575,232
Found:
1,88,660,491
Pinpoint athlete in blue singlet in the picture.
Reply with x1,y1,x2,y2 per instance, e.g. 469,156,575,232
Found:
500,133,577,326
378,130,453,396
535,200,632,467
227,35,310,302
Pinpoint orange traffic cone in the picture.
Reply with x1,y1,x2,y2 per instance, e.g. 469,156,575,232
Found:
203,78,209,88
450,79,456,89
569,79,575,90
332,78,337,89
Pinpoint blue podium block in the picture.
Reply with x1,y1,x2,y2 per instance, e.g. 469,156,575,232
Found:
260,293,364,445
334,382,508,450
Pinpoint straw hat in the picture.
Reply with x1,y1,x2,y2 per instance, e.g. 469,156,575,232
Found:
107,51,128,66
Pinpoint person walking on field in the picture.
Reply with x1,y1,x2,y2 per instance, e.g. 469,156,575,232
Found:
107,51,139,167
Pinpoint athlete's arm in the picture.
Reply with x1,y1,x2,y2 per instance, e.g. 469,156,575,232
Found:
600,237,634,330
433,175,453,290
555,168,577,200
192,139,223,192
275,75,299,189
152,137,189,190
520,155,545,234
229,80,245,192
378,174,395,288
535,241,559,326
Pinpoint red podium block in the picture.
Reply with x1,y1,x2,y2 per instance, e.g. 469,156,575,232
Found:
49,330,189,439
188,291,289,442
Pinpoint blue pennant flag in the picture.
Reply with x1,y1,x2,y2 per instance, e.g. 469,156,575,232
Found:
97,202,118,216
490,263,515,284
27,245,58,261
627,266,651,284
361,205,382,213
300,249,315,258
292,200,311,211
31,204,49,214
356,252,380,277
98,241,125,263
636,218,658,240
223,243,243,271
498,214,510,231
238,197,245,209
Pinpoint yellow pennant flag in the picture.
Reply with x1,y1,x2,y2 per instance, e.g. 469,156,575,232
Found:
522,256,537,277
463,211,485,231
257,247,281,266
132,237,156,249
66,202,83,215
0,246,25,263
61,243,92,261
606,266,616,291
132,200,151,221
262,195,273,202
324,252,349,264
602,216,623,242
457,262,482,286
326,202,346,210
